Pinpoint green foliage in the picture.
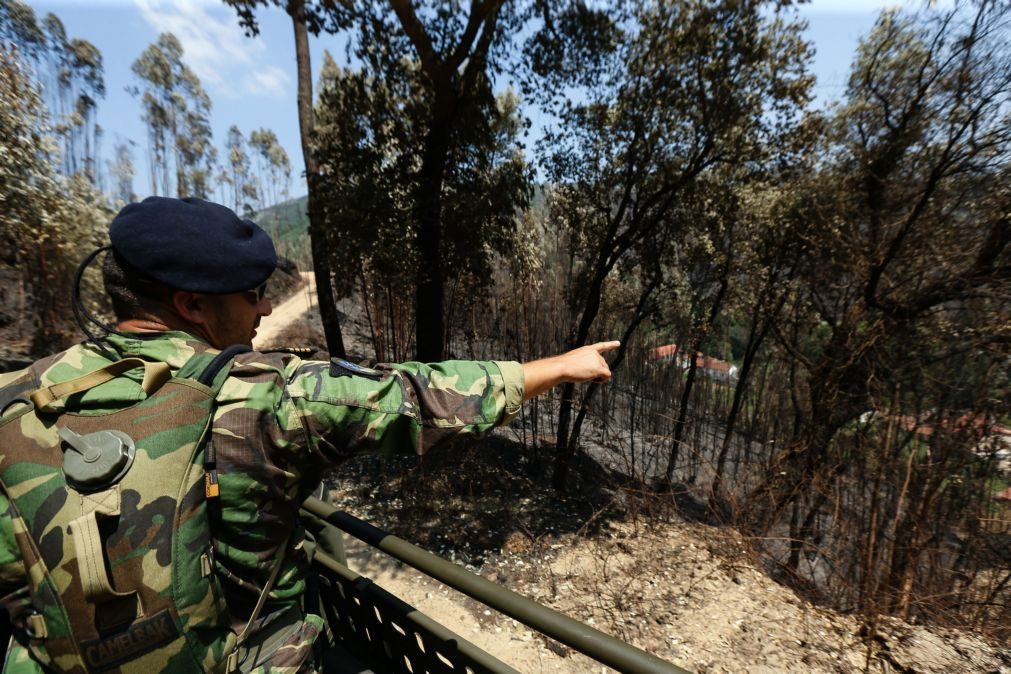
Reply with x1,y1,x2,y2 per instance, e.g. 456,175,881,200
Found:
786,1,1011,429
710,0,1011,625
524,1,626,94
0,0,1004,637
0,0,45,56
0,43,59,264
107,141,135,205
224,124,256,216
312,51,417,293
311,4,533,309
541,0,812,327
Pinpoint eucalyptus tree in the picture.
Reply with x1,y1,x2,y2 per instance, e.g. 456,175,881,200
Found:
0,3,104,182
130,33,214,199
225,125,257,215
225,0,347,357
249,127,291,207
0,0,44,57
107,141,136,205
1,42,60,271
248,128,268,209
176,78,215,199
44,18,104,180
538,0,813,490
267,140,292,203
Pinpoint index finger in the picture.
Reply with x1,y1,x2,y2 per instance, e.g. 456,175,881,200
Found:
591,340,621,353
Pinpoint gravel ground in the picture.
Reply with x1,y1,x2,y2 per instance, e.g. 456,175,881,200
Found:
328,440,1011,674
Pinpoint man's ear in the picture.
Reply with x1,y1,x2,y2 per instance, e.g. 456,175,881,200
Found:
170,291,209,326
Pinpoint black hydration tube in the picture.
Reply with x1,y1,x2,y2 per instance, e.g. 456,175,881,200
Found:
71,245,124,360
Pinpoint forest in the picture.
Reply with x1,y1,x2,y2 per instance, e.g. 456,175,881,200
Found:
1,0,1009,647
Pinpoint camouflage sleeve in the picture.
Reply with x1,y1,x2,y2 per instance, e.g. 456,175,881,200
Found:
281,359,524,464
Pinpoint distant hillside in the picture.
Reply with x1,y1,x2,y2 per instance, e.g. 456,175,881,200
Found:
255,196,311,266
256,195,309,243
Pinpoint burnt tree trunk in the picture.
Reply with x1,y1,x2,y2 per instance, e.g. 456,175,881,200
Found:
710,290,787,510
414,109,451,361
552,258,612,491
559,276,660,487
291,0,345,358
388,0,505,361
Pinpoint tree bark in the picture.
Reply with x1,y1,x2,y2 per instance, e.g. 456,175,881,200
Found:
414,116,450,361
290,0,345,358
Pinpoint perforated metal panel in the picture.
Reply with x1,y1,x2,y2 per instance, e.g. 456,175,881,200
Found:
312,553,520,674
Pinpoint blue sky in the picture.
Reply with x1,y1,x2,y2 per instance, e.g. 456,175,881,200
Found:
27,0,906,201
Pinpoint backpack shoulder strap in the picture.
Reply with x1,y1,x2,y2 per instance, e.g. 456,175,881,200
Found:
28,358,171,412
171,344,294,673
173,344,252,389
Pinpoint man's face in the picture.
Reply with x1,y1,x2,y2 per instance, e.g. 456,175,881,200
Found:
202,284,272,348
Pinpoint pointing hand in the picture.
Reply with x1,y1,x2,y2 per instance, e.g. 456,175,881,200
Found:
521,341,621,401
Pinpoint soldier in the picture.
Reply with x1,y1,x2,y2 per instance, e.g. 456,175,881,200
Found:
0,197,618,673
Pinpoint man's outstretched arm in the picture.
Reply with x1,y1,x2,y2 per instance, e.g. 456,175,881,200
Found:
521,341,621,401
284,341,619,463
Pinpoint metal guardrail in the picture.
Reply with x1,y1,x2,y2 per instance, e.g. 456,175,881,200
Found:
303,497,691,674
311,550,520,673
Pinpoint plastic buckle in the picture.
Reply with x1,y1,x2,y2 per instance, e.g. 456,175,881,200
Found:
24,611,48,640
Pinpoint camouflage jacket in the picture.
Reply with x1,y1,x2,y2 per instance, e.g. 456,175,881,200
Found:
0,331,523,654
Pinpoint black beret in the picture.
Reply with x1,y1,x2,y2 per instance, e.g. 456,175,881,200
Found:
109,197,277,293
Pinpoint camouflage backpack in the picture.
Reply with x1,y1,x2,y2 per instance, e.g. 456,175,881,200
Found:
0,346,285,673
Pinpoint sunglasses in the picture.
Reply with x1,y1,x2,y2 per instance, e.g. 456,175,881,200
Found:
245,282,268,304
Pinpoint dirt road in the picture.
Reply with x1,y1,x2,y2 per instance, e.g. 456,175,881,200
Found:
253,272,318,349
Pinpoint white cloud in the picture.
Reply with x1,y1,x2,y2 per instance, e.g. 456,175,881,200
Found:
32,0,148,6
134,0,290,100
803,0,955,14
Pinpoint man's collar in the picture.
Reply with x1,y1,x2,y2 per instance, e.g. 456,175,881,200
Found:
102,330,213,370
